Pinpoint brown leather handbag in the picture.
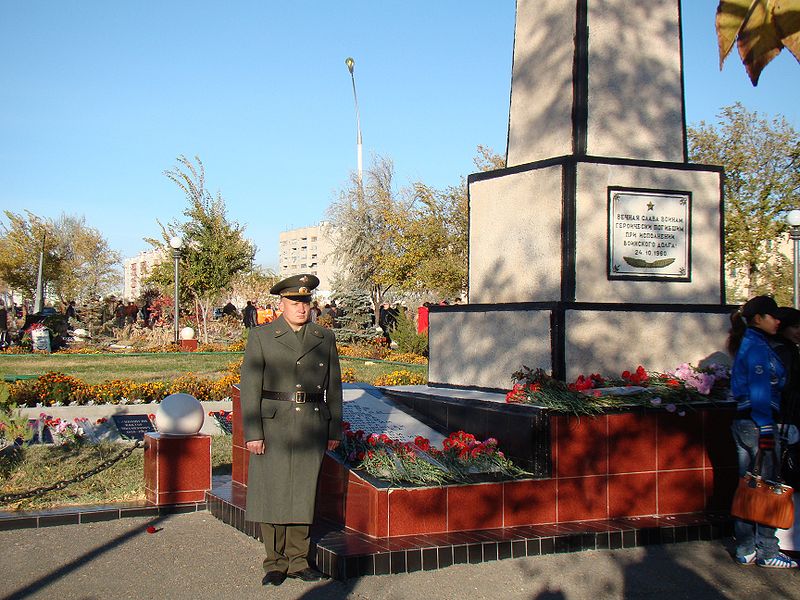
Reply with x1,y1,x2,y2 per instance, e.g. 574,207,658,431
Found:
731,449,795,530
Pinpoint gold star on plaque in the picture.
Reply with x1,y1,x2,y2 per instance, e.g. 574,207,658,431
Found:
647,201,654,211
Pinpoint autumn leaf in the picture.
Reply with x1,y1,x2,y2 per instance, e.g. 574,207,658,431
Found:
716,0,800,85
774,0,800,59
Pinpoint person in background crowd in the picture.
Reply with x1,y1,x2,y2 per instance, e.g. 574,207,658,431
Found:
727,295,797,568
243,301,257,328
125,302,138,325
114,301,125,328
264,305,276,324
417,302,430,334
141,301,152,327
256,304,269,326
239,274,342,586
222,301,237,317
65,300,77,320
309,301,321,323
0,302,8,348
773,307,800,487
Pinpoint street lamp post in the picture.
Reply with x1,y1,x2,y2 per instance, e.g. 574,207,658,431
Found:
787,210,800,309
345,57,363,185
34,233,46,314
169,236,184,344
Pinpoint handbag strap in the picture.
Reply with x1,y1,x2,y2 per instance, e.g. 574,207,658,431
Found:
754,447,785,483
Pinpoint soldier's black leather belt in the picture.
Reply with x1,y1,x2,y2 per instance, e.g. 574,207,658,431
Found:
261,390,324,403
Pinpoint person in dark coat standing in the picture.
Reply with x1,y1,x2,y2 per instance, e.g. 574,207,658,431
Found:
239,274,342,586
243,301,257,328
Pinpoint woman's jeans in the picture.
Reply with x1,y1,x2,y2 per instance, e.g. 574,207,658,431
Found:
731,418,781,559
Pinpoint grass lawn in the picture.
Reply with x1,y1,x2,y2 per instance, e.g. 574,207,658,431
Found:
0,352,427,385
0,353,241,384
0,436,233,511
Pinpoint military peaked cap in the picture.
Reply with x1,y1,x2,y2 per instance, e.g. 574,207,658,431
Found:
270,274,319,300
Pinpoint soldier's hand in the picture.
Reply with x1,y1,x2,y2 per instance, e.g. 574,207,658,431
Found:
327,440,340,451
247,440,266,455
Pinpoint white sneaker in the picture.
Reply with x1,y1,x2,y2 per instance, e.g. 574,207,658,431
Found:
756,552,798,569
735,551,757,565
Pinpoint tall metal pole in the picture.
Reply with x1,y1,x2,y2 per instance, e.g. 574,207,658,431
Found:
173,247,180,343
345,57,363,185
34,232,46,313
169,235,183,345
788,211,800,309
793,230,800,310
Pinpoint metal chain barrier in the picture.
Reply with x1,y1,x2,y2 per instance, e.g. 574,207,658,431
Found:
0,440,143,504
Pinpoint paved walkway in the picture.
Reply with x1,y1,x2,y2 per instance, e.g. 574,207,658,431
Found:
2,512,799,600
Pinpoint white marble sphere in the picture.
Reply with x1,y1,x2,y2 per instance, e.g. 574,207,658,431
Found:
155,393,204,436
179,326,195,340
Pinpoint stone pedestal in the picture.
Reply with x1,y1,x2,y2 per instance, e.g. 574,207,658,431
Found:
144,433,211,505
179,339,198,352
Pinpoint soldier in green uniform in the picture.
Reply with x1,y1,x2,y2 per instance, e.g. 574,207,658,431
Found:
239,274,342,586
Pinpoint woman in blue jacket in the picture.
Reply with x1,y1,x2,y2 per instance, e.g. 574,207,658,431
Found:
728,295,796,568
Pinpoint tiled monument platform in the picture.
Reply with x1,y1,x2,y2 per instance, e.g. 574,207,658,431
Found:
206,384,737,579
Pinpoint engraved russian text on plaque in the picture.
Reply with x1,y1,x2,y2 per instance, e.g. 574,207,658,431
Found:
608,188,691,281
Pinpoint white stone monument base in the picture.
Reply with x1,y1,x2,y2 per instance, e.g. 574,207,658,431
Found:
428,303,732,390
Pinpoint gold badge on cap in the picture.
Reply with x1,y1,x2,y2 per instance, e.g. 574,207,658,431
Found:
298,287,309,294
299,276,309,283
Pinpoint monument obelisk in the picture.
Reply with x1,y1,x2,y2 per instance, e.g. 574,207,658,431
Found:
428,0,730,390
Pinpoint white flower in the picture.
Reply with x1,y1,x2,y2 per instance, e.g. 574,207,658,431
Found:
650,397,662,406
665,404,677,413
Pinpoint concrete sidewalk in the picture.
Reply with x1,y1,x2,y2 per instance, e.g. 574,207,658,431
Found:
2,512,799,600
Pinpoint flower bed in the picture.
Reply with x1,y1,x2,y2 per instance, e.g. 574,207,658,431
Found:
5,360,242,407
372,369,426,386
506,363,729,415
334,423,529,486
336,343,427,365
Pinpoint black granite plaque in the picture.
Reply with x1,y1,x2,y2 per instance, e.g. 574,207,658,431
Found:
112,414,156,440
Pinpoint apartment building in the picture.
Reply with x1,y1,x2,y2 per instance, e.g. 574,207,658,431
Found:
123,248,166,301
278,222,337,295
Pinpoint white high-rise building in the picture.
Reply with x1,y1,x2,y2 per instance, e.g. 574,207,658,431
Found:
123,248,166,301
278,222,337,296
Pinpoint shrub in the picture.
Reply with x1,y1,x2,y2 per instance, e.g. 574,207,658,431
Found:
341,367,356,383
389,310,428,355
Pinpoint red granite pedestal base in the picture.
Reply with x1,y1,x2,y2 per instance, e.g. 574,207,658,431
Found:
144,433,212,505
179,339,198,351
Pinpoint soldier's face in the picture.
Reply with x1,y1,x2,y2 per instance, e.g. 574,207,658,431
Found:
280,298,310,328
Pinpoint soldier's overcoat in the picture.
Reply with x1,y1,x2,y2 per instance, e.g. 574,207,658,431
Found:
239,315,342,524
